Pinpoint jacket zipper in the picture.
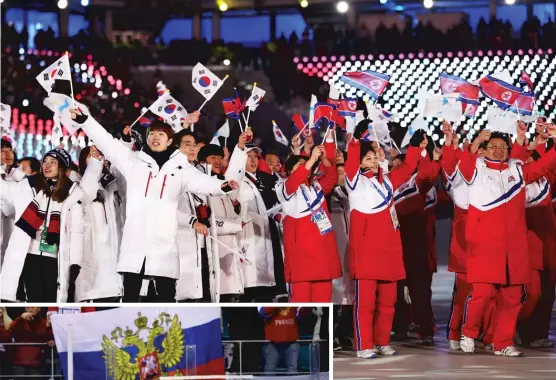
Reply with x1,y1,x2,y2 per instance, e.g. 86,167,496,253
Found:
144,171,152,197
40,196,52,257
160,174,167,199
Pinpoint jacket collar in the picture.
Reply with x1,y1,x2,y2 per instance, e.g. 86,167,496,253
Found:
484,158,509,171
361,167,383,183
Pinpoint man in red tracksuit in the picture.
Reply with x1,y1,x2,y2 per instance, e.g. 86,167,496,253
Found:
391,147,440,344
456,125,556,357
7,307,54,378
258,307,304,373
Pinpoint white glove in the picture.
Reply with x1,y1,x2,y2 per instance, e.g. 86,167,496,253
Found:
404,286,412,304
313,307,323,317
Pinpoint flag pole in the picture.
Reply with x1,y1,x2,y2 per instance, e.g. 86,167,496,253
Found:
334,128,338,150
129,106,150,128
65,51,76,108
295,121,310,139
245,82,257,127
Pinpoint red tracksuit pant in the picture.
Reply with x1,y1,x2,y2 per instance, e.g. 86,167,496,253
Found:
289,280,332,302
353,279,397,350
446,273,472,341
462,283,524,350
518,269,555,342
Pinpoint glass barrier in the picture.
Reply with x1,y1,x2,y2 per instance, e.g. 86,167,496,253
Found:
0,340,328,379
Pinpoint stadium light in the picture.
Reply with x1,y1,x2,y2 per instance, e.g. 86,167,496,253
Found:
217,0,228,11
58,0,68,9
81,0,89,6
424,0,434,9
299,0,309,7
505,0,515,4
380,0,387,3
336,1,349,13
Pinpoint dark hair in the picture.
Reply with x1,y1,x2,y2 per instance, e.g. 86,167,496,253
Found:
147,119,174,139
393,154,406,163
487,132,511,148
78,146,91,176
359,141,376,162
19,157,41,174
34,168,73,203
1,138,12,150
263,151,281,161
285,155,307,176
173,129,198,148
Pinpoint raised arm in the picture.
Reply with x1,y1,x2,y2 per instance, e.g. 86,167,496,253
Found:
225,145,247,183
459,129,490,183
284,145,323,196
344,139,361,188
389,146,421,190
317,140,338,195
522,145,556,184
78,156,103,203
70,110,135,178
181,163,233,196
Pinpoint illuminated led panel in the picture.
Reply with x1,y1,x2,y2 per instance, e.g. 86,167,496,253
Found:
295,49,556,140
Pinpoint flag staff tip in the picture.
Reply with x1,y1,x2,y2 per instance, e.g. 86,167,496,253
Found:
272,120,276,124
254,82,258,86
224,74,230,79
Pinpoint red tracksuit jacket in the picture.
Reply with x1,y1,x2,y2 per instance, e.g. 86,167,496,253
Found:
442,145,469,274
345,140,420,281
8,316,53,368
458,142,556,284
276,142,341,283
393,155,440,274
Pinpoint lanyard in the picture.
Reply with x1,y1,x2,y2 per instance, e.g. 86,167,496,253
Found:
300,185,322,213
366,176,392,203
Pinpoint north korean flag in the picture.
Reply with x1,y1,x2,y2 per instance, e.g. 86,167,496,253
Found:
439,72,480,105
340,70,391,100
519,72,534,92
222,97,244,120
328,97,358,118
331,110,346,130
313,102,337,127
291,113,308,134
508,91,536,116
478,75,523,110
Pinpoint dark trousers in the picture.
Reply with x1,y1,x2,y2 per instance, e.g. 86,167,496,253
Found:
21,254,58,302
122,260,176,302
393,271,435,338
13,365,42,379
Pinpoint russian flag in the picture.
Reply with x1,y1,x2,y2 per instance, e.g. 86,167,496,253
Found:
478,75,523,110
340,70,391,100
508,91,536,116
313,102,337,127
51,307,224,380
222,96,244,120
439,72,480,106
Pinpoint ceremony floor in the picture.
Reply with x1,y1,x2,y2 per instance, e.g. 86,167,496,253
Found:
334,265,556,380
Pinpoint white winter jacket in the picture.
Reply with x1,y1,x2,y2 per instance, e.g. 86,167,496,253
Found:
0,178,86,302
237,173,276,289
78,116,228,280
75,158,124,301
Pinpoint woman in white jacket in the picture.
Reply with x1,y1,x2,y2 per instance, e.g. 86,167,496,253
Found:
75,145,124,302
196,136,248,302
0,148,86,302
70,109,237,302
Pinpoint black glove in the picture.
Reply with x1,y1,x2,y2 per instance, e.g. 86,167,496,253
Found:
409,129,426,147
73,110,89,125
121,130,132,143
353,119,370,140
67,264,81,303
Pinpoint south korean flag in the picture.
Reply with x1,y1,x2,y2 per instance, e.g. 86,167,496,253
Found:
149,92,189,132
36,53,72,94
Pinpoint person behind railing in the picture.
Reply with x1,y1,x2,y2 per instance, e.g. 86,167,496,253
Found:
258,307,306,374
0,307,14,378
5,307,55,380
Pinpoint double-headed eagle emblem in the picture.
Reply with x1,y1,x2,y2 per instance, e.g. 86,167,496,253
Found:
102,312,185,380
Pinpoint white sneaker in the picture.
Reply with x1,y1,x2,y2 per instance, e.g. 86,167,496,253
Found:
494,346,523,357
374,345,397,355
530,339,554,348
449,340,461,351
460,335,475,353
357,349,377,359
483,343,494,351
